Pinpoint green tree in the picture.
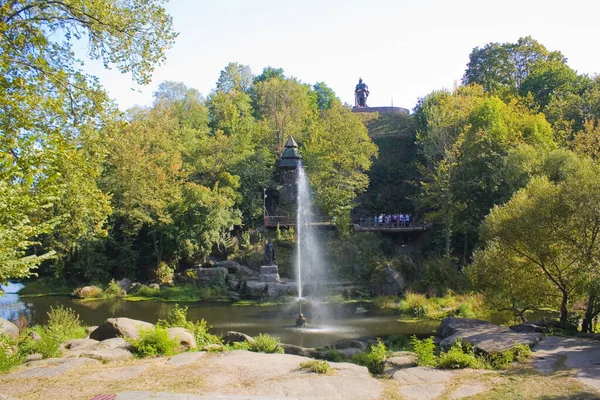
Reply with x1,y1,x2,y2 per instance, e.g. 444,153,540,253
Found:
253,76,317,154
313,82,340,110
0,0,176,281
303,104,377,230
463,36,565,95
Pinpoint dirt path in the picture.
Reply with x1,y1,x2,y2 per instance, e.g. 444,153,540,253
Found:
532,336,600,393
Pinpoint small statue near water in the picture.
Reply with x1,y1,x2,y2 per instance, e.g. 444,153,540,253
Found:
264,239,276,266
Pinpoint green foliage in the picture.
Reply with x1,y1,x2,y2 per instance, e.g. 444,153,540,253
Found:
156,304,221,348
19,278,73,296
130,327,178,358
299,359,333,374
19,306,87,359
398,293,485,320
102,280,126,298
386,335,412,352
135,285,227,302
0,335,24,373
156,262,175,284
410,336,437,367
0,0,176,283
322,348,344,362
437,341,485,369
353,339,387,374
247,333,284,354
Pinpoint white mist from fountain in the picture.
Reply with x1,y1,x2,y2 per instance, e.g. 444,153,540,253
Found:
296,162,326,303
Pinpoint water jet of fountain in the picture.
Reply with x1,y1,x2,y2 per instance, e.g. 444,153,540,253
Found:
295,162,326,327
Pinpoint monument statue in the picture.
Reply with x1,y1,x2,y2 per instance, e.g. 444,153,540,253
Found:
354,78,370,107
264,240,276,266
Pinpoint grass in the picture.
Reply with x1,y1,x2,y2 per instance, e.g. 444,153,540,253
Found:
373,292,488,320
299,360,332,374
19,277,73,297
410,335,533,371
74,284,229,303
129,327,178,357
352,339,387,374
247,333,284,354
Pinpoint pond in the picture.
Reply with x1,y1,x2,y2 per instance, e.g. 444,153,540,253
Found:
0,282,439,348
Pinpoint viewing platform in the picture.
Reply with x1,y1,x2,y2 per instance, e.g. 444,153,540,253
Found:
352,220,431,233
352,106,409,114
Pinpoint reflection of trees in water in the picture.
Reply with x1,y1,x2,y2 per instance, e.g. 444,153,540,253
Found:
0,301,29,322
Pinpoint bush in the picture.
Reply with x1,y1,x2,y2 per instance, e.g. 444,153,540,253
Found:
102,280,125,298
299,360,332,374
387,334,411,352
18,306,87,359
247,333,284,354
156,262,174,284
373,295,399,309
130,327,178,357
410,336,437,366
353,339,387,374
399,293,431,317
47,306,86,338
489,344,532,369
322,348,343,362
0,335,24,373
437,341,485,369
156,304,221,348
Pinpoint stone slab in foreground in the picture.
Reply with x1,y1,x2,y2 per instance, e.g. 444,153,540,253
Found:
438,317,542,354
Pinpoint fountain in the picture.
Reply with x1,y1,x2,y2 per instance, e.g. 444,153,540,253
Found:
294,161,326,327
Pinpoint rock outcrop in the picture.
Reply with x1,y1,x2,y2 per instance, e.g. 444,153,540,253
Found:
90,317,154,341
437,317,542,354
0,318,19,340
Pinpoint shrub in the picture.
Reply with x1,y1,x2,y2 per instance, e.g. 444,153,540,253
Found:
410,336,437,366
130,327,178,357
322,348,343,362
387,334,411,352
156,304,221,348
300,360,332,374
489,344,531,369
46,306,87,341
437,341,485,369
247,333,283,354
398,293,430,317
373,295,399,309
353,339,387,374
156,262,174,284
102,280,125,298
0,335,24,373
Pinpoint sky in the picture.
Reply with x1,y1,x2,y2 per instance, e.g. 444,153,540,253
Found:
79,0,600,112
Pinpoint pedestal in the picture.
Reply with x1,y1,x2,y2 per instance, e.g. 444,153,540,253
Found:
260,265,280,283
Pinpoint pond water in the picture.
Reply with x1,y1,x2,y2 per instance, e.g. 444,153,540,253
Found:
0,283,439,348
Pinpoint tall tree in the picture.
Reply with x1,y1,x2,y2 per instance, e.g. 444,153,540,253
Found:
303,104,378,230
0,0,176,281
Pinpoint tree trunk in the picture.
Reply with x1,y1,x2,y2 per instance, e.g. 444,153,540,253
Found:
559,290,569,328
582,292,597,333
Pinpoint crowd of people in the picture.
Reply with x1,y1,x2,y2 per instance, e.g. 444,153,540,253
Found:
371,213,413,227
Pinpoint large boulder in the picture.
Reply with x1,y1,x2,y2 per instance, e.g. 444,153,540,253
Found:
128,282,143,294
73,285,102,299
89,318,154,341
245,280,267,298
183,267,228,286
228,274,241,291
266,282,297,297
62,338,99,351
437,317,542,354
116,278,132,292
280,343,320,358
0,318,19,340
214,260,242,274
167,327,196,350
221,331,254,345
369,266,406,296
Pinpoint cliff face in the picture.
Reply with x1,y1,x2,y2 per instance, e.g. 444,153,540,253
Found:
354,112,420,218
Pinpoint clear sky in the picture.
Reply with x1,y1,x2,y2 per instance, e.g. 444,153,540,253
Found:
80,0,600,112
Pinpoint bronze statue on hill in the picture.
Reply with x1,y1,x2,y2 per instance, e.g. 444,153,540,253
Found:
355,78,369,107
